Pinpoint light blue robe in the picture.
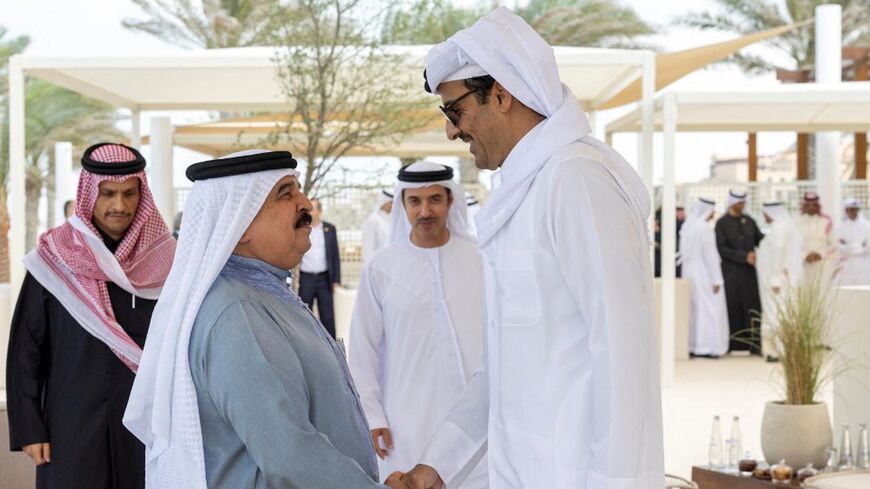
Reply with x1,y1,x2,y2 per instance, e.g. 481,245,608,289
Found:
188,254,385,489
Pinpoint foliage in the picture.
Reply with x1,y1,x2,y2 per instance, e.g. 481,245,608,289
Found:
265,0,434,197
381,0,656,49
518,0,656,48
767,262,840,405
123,0,288,48
0,26,30,188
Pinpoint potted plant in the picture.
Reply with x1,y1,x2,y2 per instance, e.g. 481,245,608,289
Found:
760,265,839,469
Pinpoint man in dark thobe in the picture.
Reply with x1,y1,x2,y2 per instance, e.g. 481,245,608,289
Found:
6,143,175,489
714,190,764,354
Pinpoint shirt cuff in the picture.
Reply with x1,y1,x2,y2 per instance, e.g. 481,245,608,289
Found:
418,422,482,488
364,408,388,431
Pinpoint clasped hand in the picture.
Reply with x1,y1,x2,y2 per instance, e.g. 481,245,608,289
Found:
384,465,443,489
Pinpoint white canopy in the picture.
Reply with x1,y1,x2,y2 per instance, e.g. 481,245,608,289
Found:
14,45,654,112
605,82,870,134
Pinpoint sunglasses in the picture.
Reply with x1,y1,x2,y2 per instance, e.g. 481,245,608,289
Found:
439,87,483,127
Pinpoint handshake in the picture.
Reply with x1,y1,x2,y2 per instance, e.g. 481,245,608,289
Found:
384,465,444,489
372,428,444,488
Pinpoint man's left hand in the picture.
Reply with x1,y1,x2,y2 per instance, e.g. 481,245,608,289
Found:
332,283,339,294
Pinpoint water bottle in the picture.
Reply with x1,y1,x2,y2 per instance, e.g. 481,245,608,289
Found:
709,416,724,469
824,447,838,473
857,424,870,470
729,416,743,470
839,425,855,471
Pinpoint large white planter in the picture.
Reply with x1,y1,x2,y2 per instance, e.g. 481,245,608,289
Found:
761,401,832,468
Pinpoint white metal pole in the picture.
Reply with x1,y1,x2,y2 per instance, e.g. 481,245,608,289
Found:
149,117,175,223
131,109,142,149
640,53,657,264
54,142,74,227
661,92,677,388
9,56,26,299
815,5,842,222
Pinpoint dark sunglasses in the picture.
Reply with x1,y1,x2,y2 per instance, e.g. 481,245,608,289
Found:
439,87,482,127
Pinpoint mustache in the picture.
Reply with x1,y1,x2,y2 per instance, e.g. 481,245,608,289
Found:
459,133,472,143
294,211,312,229
105,212,131,218
416,217,437,224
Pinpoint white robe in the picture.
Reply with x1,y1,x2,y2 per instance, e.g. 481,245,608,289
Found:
755,220,802,356
680,220,729,356
419,141,664,489
420,8,662,488
835,216,870,285
796,214,831,259
360,210,391,263
348,235,487,487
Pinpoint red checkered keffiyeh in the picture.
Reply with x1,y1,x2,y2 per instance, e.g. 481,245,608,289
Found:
26,144,176,372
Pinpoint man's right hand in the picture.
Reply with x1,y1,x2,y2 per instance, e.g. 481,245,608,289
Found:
746,251,757,266
371,428,393,460
22,443,50,465
399,465,444,489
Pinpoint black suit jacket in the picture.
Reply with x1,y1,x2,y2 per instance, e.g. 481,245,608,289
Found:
322,221,341,285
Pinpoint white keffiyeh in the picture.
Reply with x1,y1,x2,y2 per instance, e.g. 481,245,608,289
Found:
389,161,475,244
424,7,648,247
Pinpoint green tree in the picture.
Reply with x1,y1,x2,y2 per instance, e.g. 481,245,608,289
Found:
379,0,485,44
518,0,656,48
266,0,433,197
676,0,870,73
380,0,656,48
0,26,30,281
123,0,289,48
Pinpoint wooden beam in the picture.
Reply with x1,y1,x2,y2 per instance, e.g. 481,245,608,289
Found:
857,133,868,180
776,67,811,83
748,132,758,182
797,133,810,180
854,54,867,179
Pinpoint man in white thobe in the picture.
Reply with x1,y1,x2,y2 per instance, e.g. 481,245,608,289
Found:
349,162,486,488
795,191,832,276
396,8,664,489
679,198,729,358
835,198,870,285
756,202,803,361
361,190,393,263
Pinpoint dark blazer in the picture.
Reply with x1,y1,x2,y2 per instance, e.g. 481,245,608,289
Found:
322,221,341,285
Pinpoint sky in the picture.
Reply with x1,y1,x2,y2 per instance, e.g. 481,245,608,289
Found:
0,0,808,187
